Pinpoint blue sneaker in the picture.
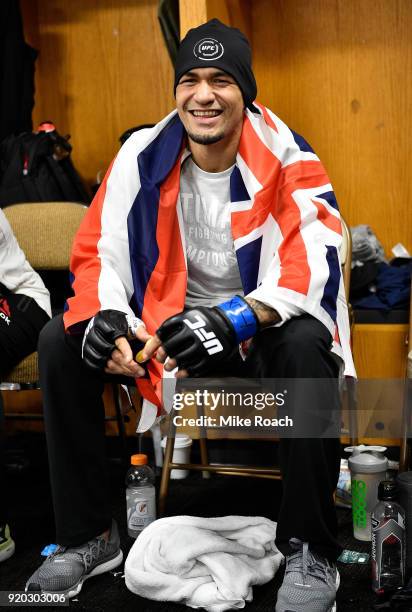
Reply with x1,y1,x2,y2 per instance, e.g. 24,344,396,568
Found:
275,538,339,612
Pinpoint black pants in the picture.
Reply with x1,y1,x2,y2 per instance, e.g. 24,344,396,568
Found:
39,314,342,562
0,290,49,526
0,392,6,527
0,288,50,377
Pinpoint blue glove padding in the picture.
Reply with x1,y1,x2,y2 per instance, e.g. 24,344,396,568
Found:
215,295,258,342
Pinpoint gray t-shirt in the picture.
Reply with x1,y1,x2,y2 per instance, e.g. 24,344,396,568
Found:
180,158,244,308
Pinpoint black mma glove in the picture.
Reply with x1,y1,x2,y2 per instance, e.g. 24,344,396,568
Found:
82,309,144,372
156,295,259,376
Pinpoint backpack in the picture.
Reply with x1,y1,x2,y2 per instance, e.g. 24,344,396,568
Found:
0,122,91,207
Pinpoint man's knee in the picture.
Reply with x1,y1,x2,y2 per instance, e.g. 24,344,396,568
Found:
279,316,333,360
38,314,83,371
249,314,338,377
38,314,65,358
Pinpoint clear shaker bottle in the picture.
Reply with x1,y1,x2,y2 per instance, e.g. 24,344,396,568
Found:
345,445,388,541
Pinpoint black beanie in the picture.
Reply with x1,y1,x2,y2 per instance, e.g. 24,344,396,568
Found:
174,19,257,108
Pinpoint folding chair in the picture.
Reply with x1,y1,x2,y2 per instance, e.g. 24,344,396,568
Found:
159,217,355,515
0,202,129,461
399,278,412,472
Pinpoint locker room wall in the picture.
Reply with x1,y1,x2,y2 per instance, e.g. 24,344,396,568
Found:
181,0,412,257
21,0,412,255
20,0,175,185
180,0,411,445
12,0,411,442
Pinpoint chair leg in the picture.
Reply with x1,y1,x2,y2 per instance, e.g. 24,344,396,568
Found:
400,379,411,472
197,401,210,479
151,422,163,469
112,384,128,466
346,377,358,446
158,414,176,517
199,438,210,479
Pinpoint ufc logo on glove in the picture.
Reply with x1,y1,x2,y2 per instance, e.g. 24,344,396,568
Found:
183,314,224,355
156,296,259,376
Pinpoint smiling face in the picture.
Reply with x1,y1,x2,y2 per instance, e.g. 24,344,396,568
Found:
175,67,244,146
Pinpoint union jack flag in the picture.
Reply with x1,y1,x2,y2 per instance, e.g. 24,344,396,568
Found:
64,104,355,428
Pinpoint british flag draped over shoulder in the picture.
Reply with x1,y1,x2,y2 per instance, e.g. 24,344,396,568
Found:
64,104,356,430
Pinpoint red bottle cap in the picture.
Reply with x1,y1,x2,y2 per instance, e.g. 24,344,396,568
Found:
37,122,56,133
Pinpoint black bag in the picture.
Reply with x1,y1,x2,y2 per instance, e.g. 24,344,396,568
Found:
0,122,91,207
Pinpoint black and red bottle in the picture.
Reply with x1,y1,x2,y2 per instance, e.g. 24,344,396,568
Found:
371,480,406,595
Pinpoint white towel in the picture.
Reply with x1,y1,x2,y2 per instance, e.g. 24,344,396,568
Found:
125,515,283,611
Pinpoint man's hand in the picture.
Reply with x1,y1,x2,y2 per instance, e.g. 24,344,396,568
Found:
99,297,277,379
104,326,152,377
82,310,151,377
133,335,187,379
154,296,259,377
155,307,234,377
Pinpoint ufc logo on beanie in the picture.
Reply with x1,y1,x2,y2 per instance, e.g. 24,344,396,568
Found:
193,38,224,60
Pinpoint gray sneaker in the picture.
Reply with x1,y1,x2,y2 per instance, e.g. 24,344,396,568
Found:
0,524,15,562
25,519,123,599
275,538,340,612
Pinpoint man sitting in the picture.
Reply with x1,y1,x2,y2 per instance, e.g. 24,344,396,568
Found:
26,19,354,611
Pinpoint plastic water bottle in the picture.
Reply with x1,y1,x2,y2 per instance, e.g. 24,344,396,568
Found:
371,481,406,594
125,454,156,538
346,445,388,541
